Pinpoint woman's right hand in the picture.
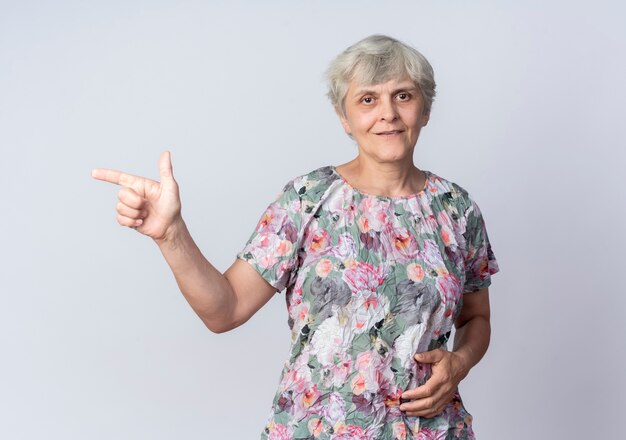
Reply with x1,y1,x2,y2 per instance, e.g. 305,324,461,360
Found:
92,151,182,241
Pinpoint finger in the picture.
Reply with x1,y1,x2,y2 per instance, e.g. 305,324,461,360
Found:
159,150,175,182
116,214,143,228
414,349,444,364
118,187,146,210
400,396,436,414
400,385,453,414
402,382,437,400
403,362,455,400
116,201,146,219
91,168,157,189
404,406,444,418
402,392,454,418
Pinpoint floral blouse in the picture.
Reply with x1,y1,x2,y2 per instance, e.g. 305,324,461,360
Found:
237,165,500,440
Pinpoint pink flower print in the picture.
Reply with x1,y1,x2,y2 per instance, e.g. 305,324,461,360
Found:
292,384,322,421
335,424,365,440
350,372,366,395
248,234,293,270
392,421,407,440
352,392,388,422
389,226,419,261
310,315,345,366
307,417,324,437
289,302,310,328
328,187,356,225
279,352,312,394
436,273,461,306
352,350,391,395
420,239,445,269
267,422,294,440
305,228,330,254
343,261,388,293
331,233,357,260
439,224,456,249
302,384,321,408
350,292,389,334
436,210,453,230
257,205,287,233
355,351,373,371
358,197,391,232
330,353,352,387
322,392,346,425
275,259,295,286
250,234,278,268
422,214,438,231
258,203,299,243
406,263,425,282
287,277,305,312
384,388,403,409
416,426,447,440
333,424,380,440
275,239,294,257
315,258,334,277
468,246,491,280
357,215,371,233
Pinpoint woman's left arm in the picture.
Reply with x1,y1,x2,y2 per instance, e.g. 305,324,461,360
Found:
399,287,491,418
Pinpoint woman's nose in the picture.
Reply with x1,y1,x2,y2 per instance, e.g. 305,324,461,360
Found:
379,97,398,121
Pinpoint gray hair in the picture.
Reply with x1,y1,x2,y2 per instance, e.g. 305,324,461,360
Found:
325,34,436,119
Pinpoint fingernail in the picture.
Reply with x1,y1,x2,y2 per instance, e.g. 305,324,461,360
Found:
136,219,143,225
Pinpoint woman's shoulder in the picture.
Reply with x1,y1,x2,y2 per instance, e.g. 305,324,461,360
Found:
427,170,479,216
286,165,342,204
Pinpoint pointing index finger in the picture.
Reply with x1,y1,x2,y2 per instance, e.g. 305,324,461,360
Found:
91,168,154,188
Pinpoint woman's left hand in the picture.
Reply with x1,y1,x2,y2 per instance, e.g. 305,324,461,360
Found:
399,349,470,418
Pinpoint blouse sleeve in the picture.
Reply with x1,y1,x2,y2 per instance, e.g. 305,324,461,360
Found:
236,178,303,293
462,197,500,294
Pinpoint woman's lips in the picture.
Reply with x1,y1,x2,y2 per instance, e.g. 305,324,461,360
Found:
376,130,404,135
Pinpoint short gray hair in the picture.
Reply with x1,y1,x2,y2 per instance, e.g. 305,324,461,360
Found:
325,35,436,119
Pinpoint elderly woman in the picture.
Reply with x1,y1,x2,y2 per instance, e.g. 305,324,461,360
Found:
92,35,499,439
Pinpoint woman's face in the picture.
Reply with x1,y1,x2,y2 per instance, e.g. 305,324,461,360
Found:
337,77,430,164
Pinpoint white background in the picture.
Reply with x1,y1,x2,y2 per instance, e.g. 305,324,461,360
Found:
1,1,625,438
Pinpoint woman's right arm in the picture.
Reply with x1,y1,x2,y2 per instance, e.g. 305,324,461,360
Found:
92,151,277,333
154,218,277,333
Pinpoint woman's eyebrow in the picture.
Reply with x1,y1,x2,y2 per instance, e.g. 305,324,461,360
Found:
391,86,419,94
352,85,418,97
352,88,377,97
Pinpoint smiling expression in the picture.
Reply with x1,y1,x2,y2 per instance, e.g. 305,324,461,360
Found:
338,77,430,163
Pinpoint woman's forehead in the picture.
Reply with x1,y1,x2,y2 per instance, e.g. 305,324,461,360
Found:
347,77,417,95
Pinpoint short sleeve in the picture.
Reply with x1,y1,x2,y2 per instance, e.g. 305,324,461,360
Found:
462,197,500,294
236,178,303,293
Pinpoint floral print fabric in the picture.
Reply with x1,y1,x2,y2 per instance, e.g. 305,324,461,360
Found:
237,165,499,440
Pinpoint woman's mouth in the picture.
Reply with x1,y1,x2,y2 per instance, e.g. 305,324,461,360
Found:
376,130,404,136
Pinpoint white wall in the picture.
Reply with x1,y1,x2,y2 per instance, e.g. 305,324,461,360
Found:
1,1,624,438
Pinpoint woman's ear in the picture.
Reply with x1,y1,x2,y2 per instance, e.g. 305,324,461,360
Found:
421,110,430,127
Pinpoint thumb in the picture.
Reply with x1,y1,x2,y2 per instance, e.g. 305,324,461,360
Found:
414,349,443,364
159,150,175,182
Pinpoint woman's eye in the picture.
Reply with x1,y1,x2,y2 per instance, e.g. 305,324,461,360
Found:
362,96,374,104
397,93,410,101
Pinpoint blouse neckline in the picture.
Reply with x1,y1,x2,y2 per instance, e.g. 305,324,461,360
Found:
330,165,433,201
